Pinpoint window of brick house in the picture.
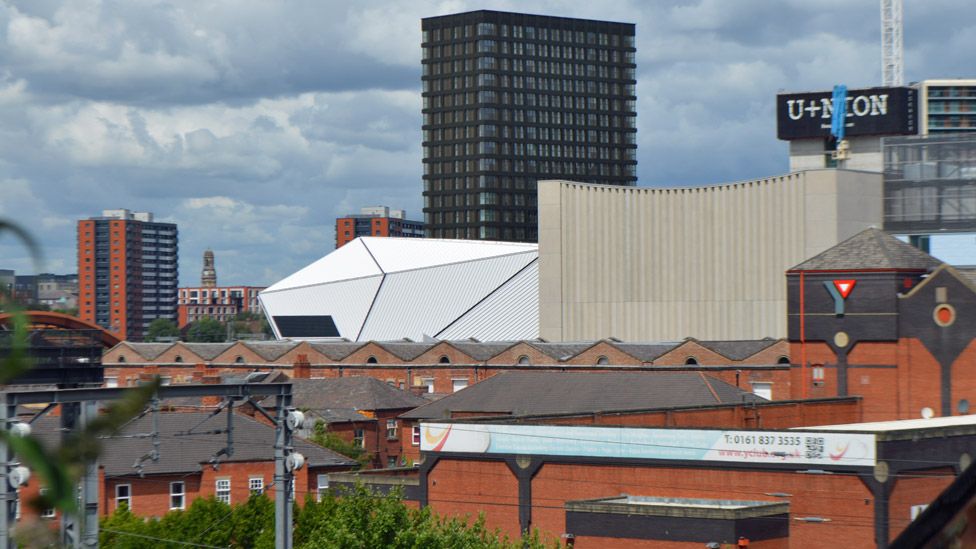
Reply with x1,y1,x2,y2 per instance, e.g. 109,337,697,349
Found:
386,419,398,440
317,474,329,502
249,477,264,496
170,481,185,510
412,426,421,446
39,488,55,518
116,484,131,510
216,478,231,504
354,429,365,448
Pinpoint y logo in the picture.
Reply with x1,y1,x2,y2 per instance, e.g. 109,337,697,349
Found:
824,280,856,316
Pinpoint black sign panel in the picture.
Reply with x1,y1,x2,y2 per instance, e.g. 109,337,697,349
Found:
273,315,340,338
777,86,917,140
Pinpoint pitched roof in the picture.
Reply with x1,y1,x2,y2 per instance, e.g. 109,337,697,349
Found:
290,377,428,411
375,341,435,361
119,343,174,360
610,342,680,362
309,342,366,361
443,341,514,361
790,228,943,271
401,371,762,420
184,342,236,360
696,339,783,361
308,408,373,423
33,412,355,476
242,341,298,361
527,342,596,360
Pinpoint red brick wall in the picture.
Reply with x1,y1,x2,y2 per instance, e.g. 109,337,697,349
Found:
427,459,521,540
525,462,875,549
571,536,787,549
887,467,956,543
104,474,202,518
523,399,861,429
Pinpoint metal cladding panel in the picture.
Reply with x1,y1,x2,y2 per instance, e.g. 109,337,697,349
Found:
362,237,538,274
263,239,381,292
438,260,539,340
259,275,382,340
359,251,537,341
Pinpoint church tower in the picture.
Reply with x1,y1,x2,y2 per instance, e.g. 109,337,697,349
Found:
201,249,217,287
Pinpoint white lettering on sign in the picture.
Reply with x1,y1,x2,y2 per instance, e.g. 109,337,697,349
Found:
786,94,891,121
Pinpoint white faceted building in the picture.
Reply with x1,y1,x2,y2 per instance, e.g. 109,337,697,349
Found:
259,237,539,342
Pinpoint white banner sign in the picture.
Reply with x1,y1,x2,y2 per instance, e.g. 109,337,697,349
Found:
420,423,875,467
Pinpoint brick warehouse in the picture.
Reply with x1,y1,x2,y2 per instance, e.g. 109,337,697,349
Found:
412,417,974,548
786,228,976,421
101,337,792,399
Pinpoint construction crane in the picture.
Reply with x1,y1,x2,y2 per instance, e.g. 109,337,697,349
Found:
881,0,904,86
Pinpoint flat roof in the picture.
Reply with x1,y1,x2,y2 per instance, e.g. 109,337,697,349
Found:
798,414,976,439
566,495,788,520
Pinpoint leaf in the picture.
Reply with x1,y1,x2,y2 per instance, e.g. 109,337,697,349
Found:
0,311,31,384
0,432,77,513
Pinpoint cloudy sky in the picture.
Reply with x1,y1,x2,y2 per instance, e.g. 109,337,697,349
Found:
0,0,972,285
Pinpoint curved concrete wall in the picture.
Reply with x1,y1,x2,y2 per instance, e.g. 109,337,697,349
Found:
538,170,883,341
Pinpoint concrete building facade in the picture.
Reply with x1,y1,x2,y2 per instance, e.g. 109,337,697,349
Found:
538,170,884,342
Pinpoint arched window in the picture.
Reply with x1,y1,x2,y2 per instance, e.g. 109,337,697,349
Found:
174,355,184,363
596,356,609,365
684,356,698,365
366,356,378,364
118,355,126,363
439,355,451,364
517,355,530,365
777,356,791,365
235,356,245,364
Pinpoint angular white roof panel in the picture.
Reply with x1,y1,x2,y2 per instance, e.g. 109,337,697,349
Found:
259,275,383,340
260,237,539,342
359,252,537,341
362,237,537,274
263,239,382,293
437,259,539,341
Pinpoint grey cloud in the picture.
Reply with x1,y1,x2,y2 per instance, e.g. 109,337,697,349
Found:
0,0,972,286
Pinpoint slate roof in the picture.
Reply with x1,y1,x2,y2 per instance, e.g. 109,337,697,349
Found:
790,228,943,271
611,342,681,362
120,343,174,360
697,339,782,362
309,408,373,423
528,342,596,360
184,342,236,360
401,371,763,420
447,341,516,361
290,377,428,411
32,412,355,477
242,341,296,361
375,342,435,361
309,342,366,361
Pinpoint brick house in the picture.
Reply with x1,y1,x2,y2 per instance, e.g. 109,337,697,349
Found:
239,377,428,469
17,411,355,523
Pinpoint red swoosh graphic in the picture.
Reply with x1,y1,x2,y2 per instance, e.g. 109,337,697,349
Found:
829,443,849,461
432,425,453,452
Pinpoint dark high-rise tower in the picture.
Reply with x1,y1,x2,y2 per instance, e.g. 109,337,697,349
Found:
421,10,637,242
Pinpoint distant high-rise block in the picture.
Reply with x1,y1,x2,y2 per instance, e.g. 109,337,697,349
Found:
78,209,179,341
335,206,425,248
422,10,637,242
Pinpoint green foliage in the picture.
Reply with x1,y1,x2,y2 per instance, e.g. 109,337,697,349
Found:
186,317,227,342
146,318,181,341
308,420,370,467
101,484,553,548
